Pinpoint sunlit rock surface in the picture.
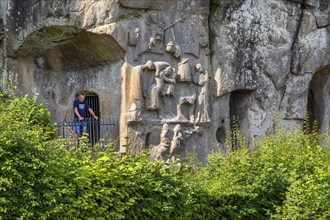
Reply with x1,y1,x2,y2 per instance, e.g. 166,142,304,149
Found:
0,0,329,162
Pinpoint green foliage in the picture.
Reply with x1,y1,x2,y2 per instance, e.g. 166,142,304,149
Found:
189,126,330,219
1,92,329,219
0,92,191,219
61,153,190,220
0,93,62,219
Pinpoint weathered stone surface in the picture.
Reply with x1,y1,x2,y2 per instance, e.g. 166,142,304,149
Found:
0,0,329,162
280,73,313,119
118,0,175,10
292,26,329,74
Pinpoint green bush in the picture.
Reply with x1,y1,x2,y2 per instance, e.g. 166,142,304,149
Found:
60,152,191,220
0,94,65,219
189,127,330,219
1,92,329,219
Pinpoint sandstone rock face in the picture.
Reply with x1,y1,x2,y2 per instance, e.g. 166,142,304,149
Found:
0,0,329,162
211,0,330,147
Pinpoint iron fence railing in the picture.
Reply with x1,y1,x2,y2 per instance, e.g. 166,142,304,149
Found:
56,117,119,147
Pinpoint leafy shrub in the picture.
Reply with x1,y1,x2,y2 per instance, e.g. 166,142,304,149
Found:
61,152,191,220
1,92,329,219
188,126,330,219
0,92,192,219
0,94,63,218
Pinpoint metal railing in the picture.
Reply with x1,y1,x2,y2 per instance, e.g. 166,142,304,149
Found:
56,117,119,147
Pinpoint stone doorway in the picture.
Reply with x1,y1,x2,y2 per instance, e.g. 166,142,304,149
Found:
307,65,330,133
86,92,100,145
229,90,252,148
86,92,100,119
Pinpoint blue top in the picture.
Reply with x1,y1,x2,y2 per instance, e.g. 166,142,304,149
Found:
73,99,90,119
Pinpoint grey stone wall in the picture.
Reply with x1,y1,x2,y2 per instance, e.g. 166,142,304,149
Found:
0,0,329,162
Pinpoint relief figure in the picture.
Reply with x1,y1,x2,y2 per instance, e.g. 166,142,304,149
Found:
127,60,153,121
150,123,186,161
195,63,210,123
177,58,192,82
128,27,140,46
148,66,176,110
149,123,171,161
144,13,185,54
146,12,165,51
127,27,141,61
161,66,177,96
175,93,196,122
165,41,182,59
169,124,185,156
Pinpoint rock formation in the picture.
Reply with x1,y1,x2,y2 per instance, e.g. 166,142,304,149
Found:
0,0,329,162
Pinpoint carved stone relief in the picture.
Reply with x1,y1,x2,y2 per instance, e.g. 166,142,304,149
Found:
165,41,182,59
149,123,201,161
127,27,141,61
122,54,211,159
175,93,196,123
177,58,192,82
121,60,154,122
128,27,140,46
149,123,172,161
148,65,176,110
143,11,166,54
119,6,212,161
172,15,199,57
195,63,210,123
169,124,185,156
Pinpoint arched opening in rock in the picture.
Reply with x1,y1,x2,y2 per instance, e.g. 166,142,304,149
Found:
84,92,100,145
16,25,125,71
307,65,330,133
145,132,151,147
216,126,226,145
86,92,100,119
229,90,252,148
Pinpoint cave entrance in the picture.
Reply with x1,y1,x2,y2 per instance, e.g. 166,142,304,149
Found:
229,90,252,148
307,65,330,133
